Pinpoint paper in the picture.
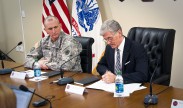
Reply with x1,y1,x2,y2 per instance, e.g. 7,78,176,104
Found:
65,84,86,95
86,80,146,97
24,70,34,78
22,70,46,78
29,76,48,82
86,80,115,92
20,70,48,82
171,99,183,108
10,71,26,79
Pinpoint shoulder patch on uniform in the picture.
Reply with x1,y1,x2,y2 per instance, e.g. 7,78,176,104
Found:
65,50,70,55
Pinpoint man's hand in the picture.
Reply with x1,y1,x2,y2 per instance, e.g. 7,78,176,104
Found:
102,71,116,84
38,59,49,70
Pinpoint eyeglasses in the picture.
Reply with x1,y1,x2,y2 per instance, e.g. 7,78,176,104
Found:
103,31,118,43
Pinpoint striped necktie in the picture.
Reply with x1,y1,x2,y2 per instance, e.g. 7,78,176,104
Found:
115,48,121,75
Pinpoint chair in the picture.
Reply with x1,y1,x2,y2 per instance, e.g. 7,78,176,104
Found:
74,37,94,73
127,27,175,86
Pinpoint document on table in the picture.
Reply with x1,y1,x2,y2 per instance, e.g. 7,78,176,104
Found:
86,80,146,97
21,70,48,82
23,70,46,78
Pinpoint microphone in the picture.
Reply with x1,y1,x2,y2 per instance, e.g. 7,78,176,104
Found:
19,85,52,108
57,52,81,85
144,60,159,105
0,59,28,75
6,41,23,55
0,41,23,74
0,64,26,75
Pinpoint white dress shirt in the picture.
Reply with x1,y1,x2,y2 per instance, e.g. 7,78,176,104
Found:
115,38,125,71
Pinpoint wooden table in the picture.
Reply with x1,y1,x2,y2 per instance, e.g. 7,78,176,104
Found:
1,61,183,108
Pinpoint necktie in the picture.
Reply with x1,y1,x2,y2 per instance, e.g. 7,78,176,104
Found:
115,48,121,75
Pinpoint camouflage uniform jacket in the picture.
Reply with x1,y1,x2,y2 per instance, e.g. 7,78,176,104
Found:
24,32,82,72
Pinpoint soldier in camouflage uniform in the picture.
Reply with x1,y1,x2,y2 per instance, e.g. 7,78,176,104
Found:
24,16,82,72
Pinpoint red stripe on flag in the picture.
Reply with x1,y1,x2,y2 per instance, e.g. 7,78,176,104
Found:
43,1,50,16
92,54,95,58
58,0,71,24
72,17,81,36
51,4,69,34
42,15,44,23
42,15,45,37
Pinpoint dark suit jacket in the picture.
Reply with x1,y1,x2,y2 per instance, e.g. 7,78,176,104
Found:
97,37,148,84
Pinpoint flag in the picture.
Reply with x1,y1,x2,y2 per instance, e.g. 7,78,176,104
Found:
71,0,105,74
42,0,71,37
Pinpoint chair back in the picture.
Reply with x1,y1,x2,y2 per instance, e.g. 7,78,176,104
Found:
127,27,175,86
74,37,94,73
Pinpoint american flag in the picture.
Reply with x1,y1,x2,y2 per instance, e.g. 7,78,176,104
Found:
42,0,71,37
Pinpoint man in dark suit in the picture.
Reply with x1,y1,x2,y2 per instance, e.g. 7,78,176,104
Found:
97,19,148,84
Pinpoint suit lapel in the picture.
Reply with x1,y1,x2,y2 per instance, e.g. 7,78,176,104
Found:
122,38,132,72
110,48,115,72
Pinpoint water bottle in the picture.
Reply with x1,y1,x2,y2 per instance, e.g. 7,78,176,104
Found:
33,61,41,80
115,71,124,97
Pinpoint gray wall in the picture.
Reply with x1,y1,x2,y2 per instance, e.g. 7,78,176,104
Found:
0,0,6,52
0,0,183,88
0,0,25,62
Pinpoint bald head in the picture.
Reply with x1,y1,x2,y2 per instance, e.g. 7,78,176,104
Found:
44,16,60,28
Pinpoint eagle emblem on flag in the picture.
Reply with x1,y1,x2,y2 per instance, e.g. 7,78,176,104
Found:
76,0,99,32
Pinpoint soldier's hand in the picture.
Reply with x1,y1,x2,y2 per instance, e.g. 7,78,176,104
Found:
38,59,49,70
41,64,49,70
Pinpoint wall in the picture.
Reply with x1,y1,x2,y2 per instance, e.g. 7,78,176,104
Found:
20,0,42,54
0,0,6,52
0,0,42,63
0,0,182,88
0,0,25,62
